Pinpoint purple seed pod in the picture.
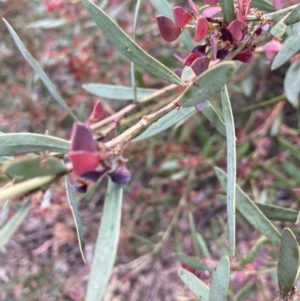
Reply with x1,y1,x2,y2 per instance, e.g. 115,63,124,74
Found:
220,28,233,43
156,15,181,42
217,47,229,59
70,122,97,152
73,183,88,193
194,17,209,42
191,57,210,76
109,165,131,185
80,169,107,182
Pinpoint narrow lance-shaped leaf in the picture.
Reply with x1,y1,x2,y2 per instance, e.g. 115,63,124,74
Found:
85,179,123,301
0,133,70,156
3,19,78,121
285,4,300,26
65,176,86,263
215,167,281,244
278,228,300,297
209,256,230,301
221,85,236,258
0,203,31,251
252,0,275,12
178,268,209,301
284,59,300,108
218,0,235,24
133,107,196,142
82,0,183,86
82,84,158,100
272,35,300,70
179,62,236,107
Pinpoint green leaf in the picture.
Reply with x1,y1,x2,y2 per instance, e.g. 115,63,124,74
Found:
255,203,298,222
202,101,226,137
178,269,209,301
285,4,300,26
82,0,183,86
215,167,281,244
278,228,300,297
0,133,70,156
272,35,300,70
0,203,31,251
148,0,194,50
270,22,286,38
65,176,86,263
133,107,196,142
221,85,236,258
174,253,213,272
209,256,230,301
218,0,235,24
278,137,300,161
178,62,236,107
252,0,274,12
85,179,123,301
284,59,300,108
4,157,67,179
26,18,68,29
3,19,78,121
82,84,158,100
0,176,56,204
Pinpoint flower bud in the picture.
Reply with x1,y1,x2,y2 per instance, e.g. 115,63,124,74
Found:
109,165,131,185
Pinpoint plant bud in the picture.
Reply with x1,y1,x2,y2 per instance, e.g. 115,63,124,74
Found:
109,165,131,185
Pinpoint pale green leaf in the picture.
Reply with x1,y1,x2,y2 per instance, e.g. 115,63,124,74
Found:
218,0,235,24
4,157,67,179
65,176,86,263
284,59,300,108
148,0,194,49
270,22,286,38
272,35,300,70
255,203,298,222
0,176,56,204
82,0,183,86
178,62,236,107
3,19,78,121
178,268,209,301
221,85,236,258
0,203,31,251
252,0,274,12
0,133,69,156
285,4,300,26
209,256,230,301
82,84,158,100
133,107,196,142
278,228,300,297
26,18,68,29
85,179,123,301
215,167,281,244
174,253,213,272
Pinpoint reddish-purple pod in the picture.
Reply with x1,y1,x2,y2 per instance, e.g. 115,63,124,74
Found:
263,40,282,60
191,44,208,56
210,34,218,60
272,0,284,10
69,151,100,176
156,15,181,42
89,100,105,122
220,28,233,43
227,20,244,41
236,8,245,23
233,48,254,63
203,0,219,5
187,0,199,15
191,57,210,76
201,6,222,18
109,164,131,185
217,47,229,59
173,6,190,28
195,17,209,42
80,169,107,182
70,122,97,152
184,53,200,66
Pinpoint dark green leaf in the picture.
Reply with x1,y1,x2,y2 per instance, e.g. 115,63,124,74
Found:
218,0,235,24
0,203,31,251
174,253,213,272
285,4,300,26
65,176,86,263
284,59,300,108
82,84,158,100
209,256,230,301
178,268,209,301
215,167,281,244
278,228,299,297
272,35,300,70
178,62,236,107
0,133,70,156
4,157,67,179
85,179,123,301
82,0,183,86
3,19,78,121
133,107,196,141
221,85,236,258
